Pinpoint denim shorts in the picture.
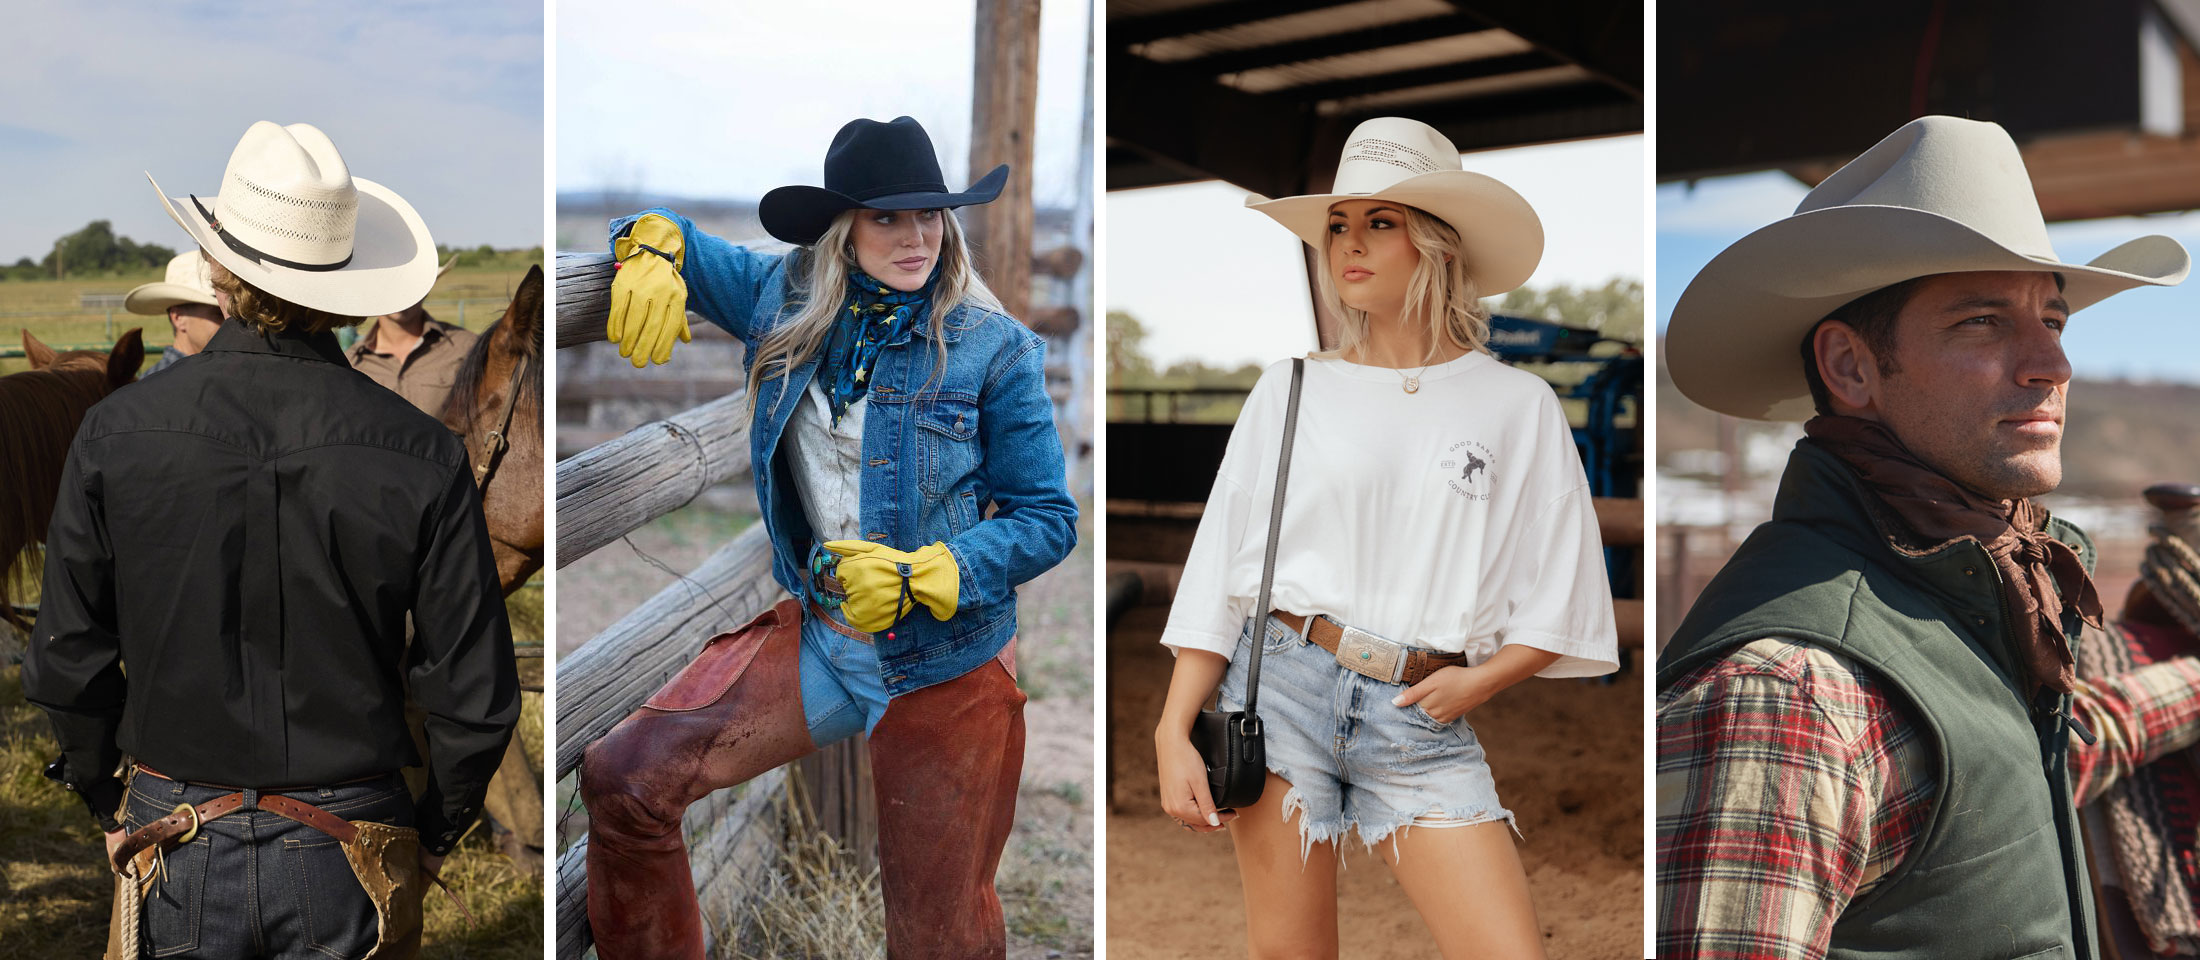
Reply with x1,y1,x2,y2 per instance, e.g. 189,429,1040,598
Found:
1216,614,1515,859
798,606,892,746
122,769,412,959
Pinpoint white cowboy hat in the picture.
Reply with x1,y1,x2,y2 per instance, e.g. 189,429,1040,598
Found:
146,121,438,318
1668,114,2191,421
1244,116,1544,296
123,250,219,315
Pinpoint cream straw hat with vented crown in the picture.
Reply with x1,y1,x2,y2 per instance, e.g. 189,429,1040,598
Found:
1244,116,1544,296
1667,115,2190,421
123,250,219,316
147,121,437,318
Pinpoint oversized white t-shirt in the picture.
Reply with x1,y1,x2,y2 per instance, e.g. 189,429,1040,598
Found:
1157,351,1619,678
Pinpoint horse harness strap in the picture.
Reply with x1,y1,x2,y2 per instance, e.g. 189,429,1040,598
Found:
474,350,534,488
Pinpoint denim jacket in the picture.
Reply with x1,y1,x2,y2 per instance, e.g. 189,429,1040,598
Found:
610,208,1079,696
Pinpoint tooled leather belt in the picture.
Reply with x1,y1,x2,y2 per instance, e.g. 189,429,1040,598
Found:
1270,611,1468,686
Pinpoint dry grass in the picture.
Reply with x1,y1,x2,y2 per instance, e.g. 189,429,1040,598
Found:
727,774,888,960
0,586,547,958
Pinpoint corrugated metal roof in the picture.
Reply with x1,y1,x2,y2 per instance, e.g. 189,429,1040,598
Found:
1226,29,1533,93
1136,0,1451,62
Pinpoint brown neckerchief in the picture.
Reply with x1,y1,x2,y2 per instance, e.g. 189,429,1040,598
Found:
1804,415,2102,695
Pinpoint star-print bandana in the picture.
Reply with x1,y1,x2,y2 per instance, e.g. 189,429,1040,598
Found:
818,270,932,424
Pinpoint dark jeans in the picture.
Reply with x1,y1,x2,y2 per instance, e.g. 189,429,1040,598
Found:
123,770,412,959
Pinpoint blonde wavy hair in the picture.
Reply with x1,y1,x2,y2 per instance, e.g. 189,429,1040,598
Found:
1312,204,1491,362
204,256,364,336
745,208,1003,411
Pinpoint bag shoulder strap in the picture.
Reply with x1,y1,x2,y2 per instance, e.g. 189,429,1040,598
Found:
1243,357,1305,716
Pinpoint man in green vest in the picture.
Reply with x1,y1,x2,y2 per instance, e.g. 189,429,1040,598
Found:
1657,115,2200,960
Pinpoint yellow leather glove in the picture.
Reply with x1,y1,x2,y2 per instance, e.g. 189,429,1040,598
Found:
607,213,690,367
821,540,960,633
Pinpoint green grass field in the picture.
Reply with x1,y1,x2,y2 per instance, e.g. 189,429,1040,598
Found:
0,264,539,377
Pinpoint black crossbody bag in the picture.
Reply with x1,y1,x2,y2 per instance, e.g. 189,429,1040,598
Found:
1189,358,1304,811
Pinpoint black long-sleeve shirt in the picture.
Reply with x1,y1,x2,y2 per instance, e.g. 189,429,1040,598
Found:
22,318,518,855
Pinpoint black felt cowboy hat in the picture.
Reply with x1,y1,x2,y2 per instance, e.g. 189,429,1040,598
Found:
759,116,1009,246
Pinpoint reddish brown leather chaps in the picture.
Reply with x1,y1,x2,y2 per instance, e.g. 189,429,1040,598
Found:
580,598,1027,959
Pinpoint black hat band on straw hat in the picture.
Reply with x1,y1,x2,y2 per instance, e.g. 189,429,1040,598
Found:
191,194,352,273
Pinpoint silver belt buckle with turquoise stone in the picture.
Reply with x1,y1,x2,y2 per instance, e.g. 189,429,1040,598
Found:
1334,624,1406,683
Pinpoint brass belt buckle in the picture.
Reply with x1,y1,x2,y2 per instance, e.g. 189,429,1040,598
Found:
1333,624,1406,683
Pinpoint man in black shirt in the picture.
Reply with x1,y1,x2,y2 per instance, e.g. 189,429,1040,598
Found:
23,120,518,958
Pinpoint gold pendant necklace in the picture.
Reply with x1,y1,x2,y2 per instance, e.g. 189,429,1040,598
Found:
1399,365,1427,394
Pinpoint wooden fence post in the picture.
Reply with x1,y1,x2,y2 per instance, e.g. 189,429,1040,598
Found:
794,740,878,870
968,0,1042,323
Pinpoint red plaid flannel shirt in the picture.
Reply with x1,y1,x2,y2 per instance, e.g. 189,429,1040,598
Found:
1656,636,2200,960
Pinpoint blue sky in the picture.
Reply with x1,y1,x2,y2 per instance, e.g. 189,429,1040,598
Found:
1659,173,2200,383
0,0,542,262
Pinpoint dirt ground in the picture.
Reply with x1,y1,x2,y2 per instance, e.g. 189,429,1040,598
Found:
1105,605,1642,959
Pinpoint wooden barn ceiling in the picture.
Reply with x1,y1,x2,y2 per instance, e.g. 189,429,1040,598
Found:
1662,0,2200,221
1107,0,1643,197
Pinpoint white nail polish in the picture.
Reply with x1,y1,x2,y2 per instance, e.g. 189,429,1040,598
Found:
1391,694,1407,707
1207,812,1220,826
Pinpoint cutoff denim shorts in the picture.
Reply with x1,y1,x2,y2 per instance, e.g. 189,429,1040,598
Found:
798,606,892,746
1216,613,1515,858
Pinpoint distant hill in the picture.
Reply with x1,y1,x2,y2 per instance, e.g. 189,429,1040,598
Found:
1657,338,2200,499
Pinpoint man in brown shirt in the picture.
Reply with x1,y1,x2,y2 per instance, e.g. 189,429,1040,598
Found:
348,278,478,415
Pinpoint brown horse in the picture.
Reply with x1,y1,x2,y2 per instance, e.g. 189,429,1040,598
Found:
1,329,145,626
437,265,544,871
440,264,544,595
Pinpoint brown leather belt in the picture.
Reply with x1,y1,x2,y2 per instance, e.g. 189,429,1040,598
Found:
118,764,477,923
807,600,874,643
112,773,360,875
1271,611,1467,686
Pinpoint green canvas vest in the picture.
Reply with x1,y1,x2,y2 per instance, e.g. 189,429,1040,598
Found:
1660,441,2098,960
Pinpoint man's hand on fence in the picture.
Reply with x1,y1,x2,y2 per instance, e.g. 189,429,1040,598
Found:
820,540,960,632
608,213,690,367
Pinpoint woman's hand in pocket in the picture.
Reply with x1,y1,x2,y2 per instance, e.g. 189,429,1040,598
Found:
1155,732,1236,833
1393,665,1494,723
1395,644,1564,722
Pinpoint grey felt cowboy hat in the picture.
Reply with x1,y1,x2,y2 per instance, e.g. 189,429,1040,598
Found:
1666,115,2190,422
147,121,439,318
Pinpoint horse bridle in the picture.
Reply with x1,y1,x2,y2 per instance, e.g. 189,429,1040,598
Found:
474,349,535,490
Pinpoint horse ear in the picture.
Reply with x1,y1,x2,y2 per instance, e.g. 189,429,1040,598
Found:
512,264,545,339
23,330,56,368
106,328,145,388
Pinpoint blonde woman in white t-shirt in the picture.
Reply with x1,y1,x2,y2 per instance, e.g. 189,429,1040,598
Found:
1152,117,1620,959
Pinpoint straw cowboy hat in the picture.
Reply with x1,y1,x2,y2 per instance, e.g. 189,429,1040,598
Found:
147,121,438,318
123,250,219,315
1667,114,2191,421
759,116,1008,247
1245,116,1544,296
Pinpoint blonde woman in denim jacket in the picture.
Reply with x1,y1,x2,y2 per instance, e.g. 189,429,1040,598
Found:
579,117,1078,960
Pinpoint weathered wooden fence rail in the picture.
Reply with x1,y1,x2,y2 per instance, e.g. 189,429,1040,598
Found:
553,250,859,960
